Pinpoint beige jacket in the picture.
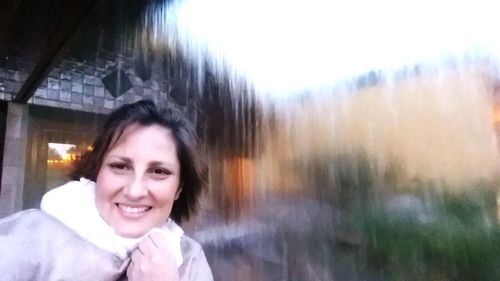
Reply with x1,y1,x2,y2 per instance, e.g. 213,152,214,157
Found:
0,210,213,281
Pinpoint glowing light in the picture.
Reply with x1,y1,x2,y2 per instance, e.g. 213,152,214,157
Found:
160,0,500,98
48,143,76,162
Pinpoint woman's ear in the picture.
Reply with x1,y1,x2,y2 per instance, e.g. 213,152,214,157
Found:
174,183,183,200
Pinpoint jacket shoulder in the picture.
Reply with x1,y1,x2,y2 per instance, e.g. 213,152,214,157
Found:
179,235,214,281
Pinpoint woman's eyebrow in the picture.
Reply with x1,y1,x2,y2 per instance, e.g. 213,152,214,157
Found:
106,155,132,164
149,161,177,168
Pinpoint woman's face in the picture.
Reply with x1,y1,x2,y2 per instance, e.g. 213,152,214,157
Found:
95,124,182,238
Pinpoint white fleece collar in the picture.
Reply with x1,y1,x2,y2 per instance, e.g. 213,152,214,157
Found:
40,178,183,267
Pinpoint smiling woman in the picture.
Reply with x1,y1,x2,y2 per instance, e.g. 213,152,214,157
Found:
95,124,183,238
0,100,213,281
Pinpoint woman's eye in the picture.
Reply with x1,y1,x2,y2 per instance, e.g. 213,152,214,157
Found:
109,163,129,170
150,168,171,176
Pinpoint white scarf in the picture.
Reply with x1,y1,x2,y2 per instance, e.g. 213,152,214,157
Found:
40,178,183,267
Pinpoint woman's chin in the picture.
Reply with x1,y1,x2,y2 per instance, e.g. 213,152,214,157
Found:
113,226,148,239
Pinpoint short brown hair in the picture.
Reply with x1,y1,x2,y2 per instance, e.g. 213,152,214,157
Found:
70,100,207,223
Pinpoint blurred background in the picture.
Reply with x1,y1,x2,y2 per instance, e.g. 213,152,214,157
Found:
2,0,500,280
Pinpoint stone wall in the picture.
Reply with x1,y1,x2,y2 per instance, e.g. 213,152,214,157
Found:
0,103,28,217
0,51,187,114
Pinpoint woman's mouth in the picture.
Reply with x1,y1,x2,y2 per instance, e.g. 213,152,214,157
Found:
116,203,152,216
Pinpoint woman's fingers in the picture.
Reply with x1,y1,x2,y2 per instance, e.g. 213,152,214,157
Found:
127,232,180,281
138,233,157,256
148,231,169,250
131,248,143,265
135,231,176,265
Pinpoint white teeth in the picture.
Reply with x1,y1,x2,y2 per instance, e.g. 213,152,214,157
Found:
118,204,150,214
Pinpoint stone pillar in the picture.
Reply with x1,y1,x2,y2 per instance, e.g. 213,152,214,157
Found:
0,103,28,218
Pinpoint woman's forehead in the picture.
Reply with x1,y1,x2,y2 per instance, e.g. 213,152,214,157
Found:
109,123,177,152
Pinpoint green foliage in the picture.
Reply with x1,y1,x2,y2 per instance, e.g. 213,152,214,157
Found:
298,155,500,280
359,188,500,281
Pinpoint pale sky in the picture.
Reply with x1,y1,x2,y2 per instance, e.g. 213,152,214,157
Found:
161,0,500,97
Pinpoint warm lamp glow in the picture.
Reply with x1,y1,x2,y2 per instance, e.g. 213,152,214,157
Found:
47,143,80,165
493,105,500,123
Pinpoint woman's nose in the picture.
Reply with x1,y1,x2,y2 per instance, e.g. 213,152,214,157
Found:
123,176,148,199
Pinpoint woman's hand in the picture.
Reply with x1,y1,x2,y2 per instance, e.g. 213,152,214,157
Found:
127,231,180,281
